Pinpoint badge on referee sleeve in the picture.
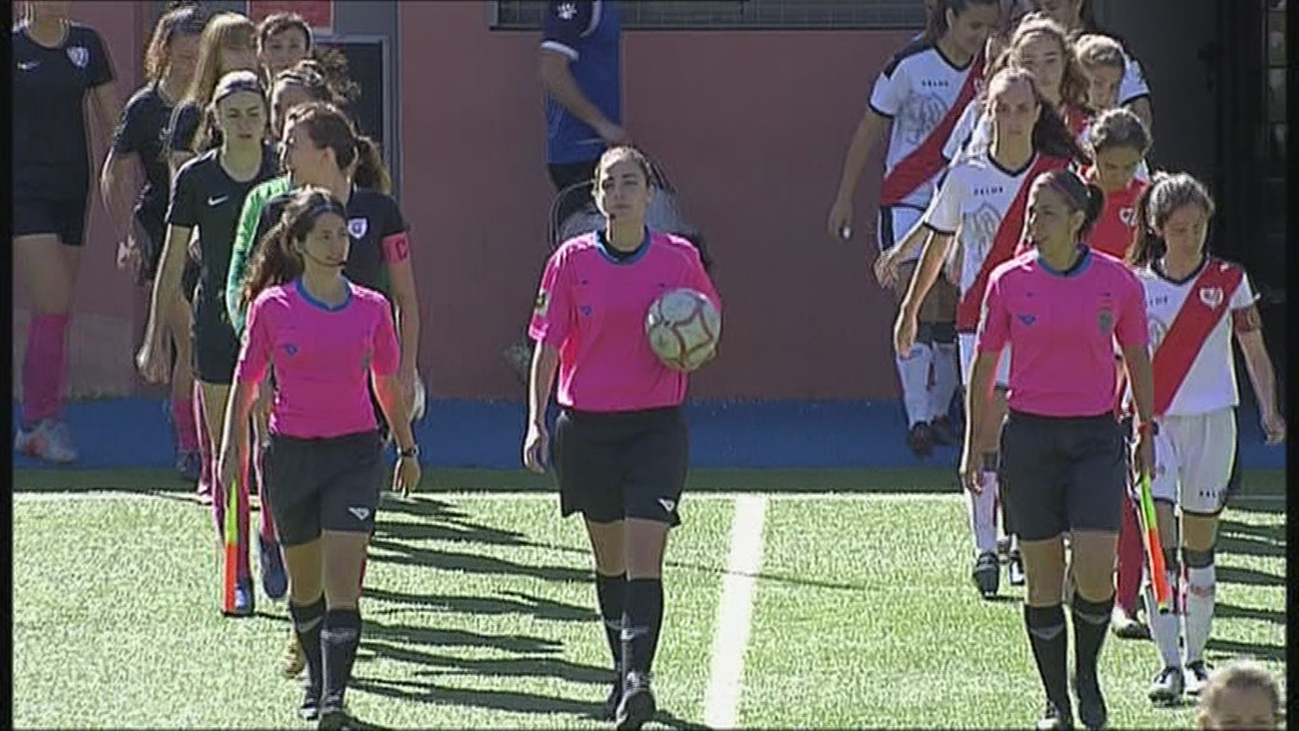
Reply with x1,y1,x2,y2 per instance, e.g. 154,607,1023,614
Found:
534,289,551,318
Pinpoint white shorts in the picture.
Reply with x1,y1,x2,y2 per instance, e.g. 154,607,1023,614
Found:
877,205,925,263
1140,407,1238,515
958,333,1010,388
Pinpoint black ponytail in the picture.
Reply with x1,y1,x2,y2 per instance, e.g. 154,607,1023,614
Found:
1127,178,1163,268
352,136,392,195
1032,101,1089,163
1080,183,1104,239
1035,169,1104,241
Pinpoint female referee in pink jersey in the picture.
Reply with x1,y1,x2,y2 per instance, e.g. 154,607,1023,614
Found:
219,187,419,729
523,146,720,730
969,168,1154,730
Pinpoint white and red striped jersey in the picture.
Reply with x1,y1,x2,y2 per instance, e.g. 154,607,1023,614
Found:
1137,257,1256,416
869,40,984,209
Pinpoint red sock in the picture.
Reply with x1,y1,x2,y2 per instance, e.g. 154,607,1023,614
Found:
173,397,199,452
1115,495,1144,614
21,313,69,427
196,383,213,491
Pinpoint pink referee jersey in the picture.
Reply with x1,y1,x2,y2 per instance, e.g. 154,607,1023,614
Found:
529,229,721,413
236,279,400,438
977,247,1148,417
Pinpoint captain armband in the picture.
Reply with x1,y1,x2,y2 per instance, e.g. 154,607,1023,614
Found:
381,232,411,264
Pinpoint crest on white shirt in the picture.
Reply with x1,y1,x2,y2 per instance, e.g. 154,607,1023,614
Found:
1198,286,1223,309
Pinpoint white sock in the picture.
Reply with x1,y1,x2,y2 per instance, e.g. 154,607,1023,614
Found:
1183,563,1216,664
929,342,959,421
969,470,998,555
1144,570,1181,668
896,345,933,427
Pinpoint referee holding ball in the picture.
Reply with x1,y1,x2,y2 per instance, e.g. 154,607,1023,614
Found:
967,168,1154,730
523,146,720,730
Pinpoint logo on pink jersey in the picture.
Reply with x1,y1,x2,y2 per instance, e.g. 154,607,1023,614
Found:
1097,307,1114,334
1198,286,1223,308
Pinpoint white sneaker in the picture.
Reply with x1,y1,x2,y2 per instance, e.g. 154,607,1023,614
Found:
15,420,78,464
1148,665,1184,704
1184,660,1211,695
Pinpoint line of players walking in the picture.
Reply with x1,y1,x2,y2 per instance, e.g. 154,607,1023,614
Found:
828,1,1284,728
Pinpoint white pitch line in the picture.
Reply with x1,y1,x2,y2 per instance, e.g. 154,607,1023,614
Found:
703,495,769,731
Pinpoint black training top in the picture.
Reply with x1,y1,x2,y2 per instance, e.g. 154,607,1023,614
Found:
12,21,115,199
255,186,408,296
167,144,281,312
110,81,174,225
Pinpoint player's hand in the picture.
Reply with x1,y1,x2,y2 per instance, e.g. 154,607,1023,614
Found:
216,440,244,496
116,236,142,272
595,120,630,146
827,197,854,243
523,422,549,474
1132,430,1155,481
1261,409,1286,445
874,249,900,287
893,310,918,358
394,454,421,497
187,234,202,264
135,329,172,384
958,442,985,494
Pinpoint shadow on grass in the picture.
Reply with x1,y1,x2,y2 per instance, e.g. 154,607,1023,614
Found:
1204,637,1286,662
367,541,593,584
1215,601,1286,625
1216,533,1286,559
351,677,708,730
364,618,563,654
364,587,595,623
1216,565,1284,587
363,639,610,685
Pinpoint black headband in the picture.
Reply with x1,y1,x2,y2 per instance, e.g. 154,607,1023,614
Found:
213,74,265,105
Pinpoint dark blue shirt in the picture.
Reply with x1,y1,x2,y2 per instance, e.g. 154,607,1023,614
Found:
111,81,174,225
542,1,621,165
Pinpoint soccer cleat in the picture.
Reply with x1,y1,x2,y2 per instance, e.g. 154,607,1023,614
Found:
1008,552,1026,586
1037,699,1074,730
1184,661,1211,696
616,671,657,731
1148,665,1184,705
1110,606,1149,640
996,535,1012,562
602,679,622,721
259,535,288,600
1073,672,1107,730
972,551,1000,599
283,627,306,679
317,707,354,731
15,420,78,464
300,682,322,722
906,421,935,459
929,415,958,446
177,450,202,482
223,579,255,617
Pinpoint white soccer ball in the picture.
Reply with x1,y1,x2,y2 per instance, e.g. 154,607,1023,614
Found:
645,288,721,372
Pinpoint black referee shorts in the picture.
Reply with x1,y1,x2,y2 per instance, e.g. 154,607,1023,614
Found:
191,299,241,384
553,406,689,527
263,430,385,547
13,196,89,246
999,410,1126,542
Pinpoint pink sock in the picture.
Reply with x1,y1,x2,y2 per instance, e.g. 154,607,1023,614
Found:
21,313,69,427
173,397,200,453
196,383,213,490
